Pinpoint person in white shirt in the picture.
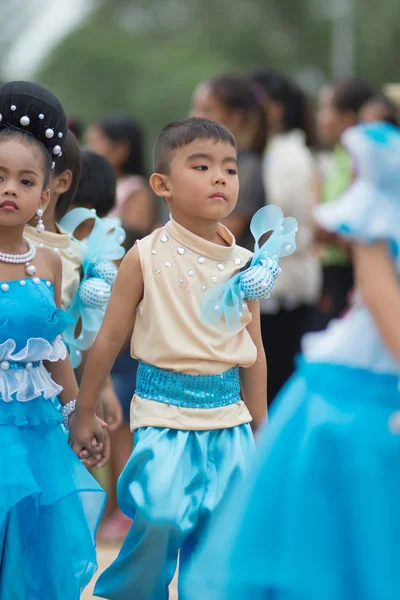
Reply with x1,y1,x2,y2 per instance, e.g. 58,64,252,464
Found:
252,70,321,403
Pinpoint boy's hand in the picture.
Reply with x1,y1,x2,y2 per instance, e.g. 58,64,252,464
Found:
79,429,111,469
69,409,106,460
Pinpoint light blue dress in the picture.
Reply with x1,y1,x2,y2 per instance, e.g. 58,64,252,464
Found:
0,277,105,599
183,123,400,600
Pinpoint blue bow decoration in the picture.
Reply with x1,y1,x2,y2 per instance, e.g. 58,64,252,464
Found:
59,208,126,367
201,205,297,330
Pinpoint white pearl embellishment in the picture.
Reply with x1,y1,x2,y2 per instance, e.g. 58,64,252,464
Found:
0,114,2,122
0,236,37,277
211,276,218,283
177,247,186,255
151,250,157,255
58,132,63,138
19,280,26,286
20,116,30,126
161,235,169,243
217,263,225,271
234,257,242,266
46,281,51,287
45,128,54,138
10,105,16,111
1,361,9,370
1,284,9,292
39,114,44,119
53,145,61,155
188,270,195,277
26,362,33,371
165,262,172,268
32,277,40,285
214,305,220,311
26,264,36,276
197,256,205,264
156,269,161,274
201,286,207,291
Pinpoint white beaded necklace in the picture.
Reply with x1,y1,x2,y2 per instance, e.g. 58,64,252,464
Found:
0,236,37,276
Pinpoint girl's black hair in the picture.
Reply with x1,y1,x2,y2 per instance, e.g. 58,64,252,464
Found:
73,148,117,218
0,128,52,187
331,78,375,116
54,130,82,221
207,74,267,156
251,69,316,148
96,114,146,177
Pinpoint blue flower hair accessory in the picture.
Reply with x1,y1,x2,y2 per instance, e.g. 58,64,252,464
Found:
201,205,297,330
59,208,126,367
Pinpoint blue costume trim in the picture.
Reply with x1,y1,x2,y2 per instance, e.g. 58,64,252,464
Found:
201,205,298,330
59,208,126,367
136,361,241,408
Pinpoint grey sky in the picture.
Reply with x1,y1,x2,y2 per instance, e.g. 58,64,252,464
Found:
4,0,93,79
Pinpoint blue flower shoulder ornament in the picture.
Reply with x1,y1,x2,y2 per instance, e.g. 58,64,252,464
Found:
201,205,298,330
59,208,126,367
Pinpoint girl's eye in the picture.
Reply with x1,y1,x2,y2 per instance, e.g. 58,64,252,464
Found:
226,168,237,175
194,165,208,171
21,179,33,186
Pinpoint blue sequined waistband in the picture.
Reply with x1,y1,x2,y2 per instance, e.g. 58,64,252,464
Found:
136,361,241,409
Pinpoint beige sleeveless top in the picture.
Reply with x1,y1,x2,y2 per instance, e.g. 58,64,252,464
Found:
130,218,257,431
25,224,82,310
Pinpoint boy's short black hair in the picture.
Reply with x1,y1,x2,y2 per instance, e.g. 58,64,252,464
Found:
72,148,117,218
154,117,237,174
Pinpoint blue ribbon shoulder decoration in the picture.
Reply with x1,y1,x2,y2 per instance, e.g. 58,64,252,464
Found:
59,208,126,367
201,205,298,330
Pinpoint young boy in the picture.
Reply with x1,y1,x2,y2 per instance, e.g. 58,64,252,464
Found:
73,118,268,599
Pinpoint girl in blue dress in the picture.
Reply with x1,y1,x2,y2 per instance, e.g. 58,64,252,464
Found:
184,122,400,600
0,81,106,599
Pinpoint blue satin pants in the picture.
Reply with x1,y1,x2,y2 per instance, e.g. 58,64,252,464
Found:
95,424,254,599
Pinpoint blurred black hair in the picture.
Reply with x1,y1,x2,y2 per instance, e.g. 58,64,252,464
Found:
251,69,316,148
54,130,82,221
154,117,236,174
331,78,375,115
73,148,117,218
96,114,146,177
207,73,268,155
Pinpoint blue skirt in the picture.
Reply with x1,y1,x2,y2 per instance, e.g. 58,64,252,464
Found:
0,396,106,600
183,360,400,600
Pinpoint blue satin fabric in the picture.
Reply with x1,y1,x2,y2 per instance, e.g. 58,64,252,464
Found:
183,360,400,600
95,424,255,600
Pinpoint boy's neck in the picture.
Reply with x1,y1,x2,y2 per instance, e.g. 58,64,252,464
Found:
170,212,227,246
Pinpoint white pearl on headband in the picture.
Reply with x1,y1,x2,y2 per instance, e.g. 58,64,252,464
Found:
51,162,55,170
0,114,2,122
10,105,16,111
58,132,63,138
53,145,61,155
39,114,44,119
45,128,54,139
20,116,30,126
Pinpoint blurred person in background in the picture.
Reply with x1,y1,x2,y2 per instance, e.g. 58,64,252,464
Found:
313,78,374,330
360,94,400,126
86,115,153,544
251,69,321,403
191,73,266,250
86,114,154,248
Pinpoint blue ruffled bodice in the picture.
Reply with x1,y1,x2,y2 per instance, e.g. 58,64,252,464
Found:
0,277,73,424
304,123,400,375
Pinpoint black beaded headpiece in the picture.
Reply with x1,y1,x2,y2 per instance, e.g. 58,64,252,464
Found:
0,81,67,168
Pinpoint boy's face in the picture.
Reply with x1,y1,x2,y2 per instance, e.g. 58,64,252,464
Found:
153,139,239,223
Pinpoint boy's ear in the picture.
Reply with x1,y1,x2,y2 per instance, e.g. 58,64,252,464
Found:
39,188,51,213
149,173,172,199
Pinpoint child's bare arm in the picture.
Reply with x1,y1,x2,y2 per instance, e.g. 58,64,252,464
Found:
354,241,400,362
69,246,143,455
240,300,267,432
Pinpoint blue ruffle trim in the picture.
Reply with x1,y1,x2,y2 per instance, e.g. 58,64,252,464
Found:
0,396,64,428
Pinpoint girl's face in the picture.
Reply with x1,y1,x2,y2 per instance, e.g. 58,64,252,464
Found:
317,86,355,146
0,138,49,228
191,83,234,130
86,125,126,171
